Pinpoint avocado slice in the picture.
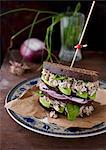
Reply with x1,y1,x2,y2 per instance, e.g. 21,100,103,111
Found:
89,92,96,100
77,91,88,99
58,86,71,95
39,98,51,108
41,75,56,87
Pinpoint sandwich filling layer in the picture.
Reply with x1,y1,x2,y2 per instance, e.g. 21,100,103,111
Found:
37,92,94,120
37,62,99,121
42,69,99,99
37,81,95,121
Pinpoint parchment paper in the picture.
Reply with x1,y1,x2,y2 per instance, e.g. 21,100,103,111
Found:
5,87,106,128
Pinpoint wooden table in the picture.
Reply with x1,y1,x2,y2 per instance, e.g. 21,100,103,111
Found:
0,51,106,150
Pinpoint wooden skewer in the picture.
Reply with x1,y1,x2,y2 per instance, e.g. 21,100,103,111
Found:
70,1,95,68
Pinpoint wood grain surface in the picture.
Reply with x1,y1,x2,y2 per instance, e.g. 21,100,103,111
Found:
0,51,106,150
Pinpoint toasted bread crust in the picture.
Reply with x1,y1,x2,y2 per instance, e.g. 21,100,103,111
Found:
43,62,99,82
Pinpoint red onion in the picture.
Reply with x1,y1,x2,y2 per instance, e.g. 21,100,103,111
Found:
20,38,47,62
39,82,91,104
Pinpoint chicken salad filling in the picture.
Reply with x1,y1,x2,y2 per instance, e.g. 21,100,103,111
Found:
39,95,94,120
41,69,99,99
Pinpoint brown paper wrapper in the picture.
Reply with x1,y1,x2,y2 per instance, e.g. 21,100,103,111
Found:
5,88,47,118
5,87,106,128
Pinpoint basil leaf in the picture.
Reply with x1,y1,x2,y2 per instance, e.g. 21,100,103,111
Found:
66,103,80,121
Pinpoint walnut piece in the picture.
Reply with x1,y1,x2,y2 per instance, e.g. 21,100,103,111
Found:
9,61,31,76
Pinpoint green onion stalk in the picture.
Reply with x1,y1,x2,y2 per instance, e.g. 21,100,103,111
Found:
0,3,81,63
0,8,60,62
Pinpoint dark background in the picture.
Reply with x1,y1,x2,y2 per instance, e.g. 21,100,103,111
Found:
0,1,106,66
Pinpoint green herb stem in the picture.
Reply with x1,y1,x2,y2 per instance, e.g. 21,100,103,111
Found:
11,15,52,40
45,13,64,61
73,2,81,16
28,12,40,39
0,8,58,17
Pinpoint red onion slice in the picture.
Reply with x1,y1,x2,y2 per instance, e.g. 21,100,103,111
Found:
39,83,66,99
39,82,91,104
64,95,89,104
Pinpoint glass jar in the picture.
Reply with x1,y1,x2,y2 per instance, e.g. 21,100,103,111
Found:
59,13,85,62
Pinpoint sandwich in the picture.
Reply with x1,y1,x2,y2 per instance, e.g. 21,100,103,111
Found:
36,62,99,121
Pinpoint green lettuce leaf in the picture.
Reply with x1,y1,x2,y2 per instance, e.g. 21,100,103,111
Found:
66,103,80,121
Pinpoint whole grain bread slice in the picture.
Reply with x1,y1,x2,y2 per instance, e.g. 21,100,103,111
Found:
43,62,99,82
